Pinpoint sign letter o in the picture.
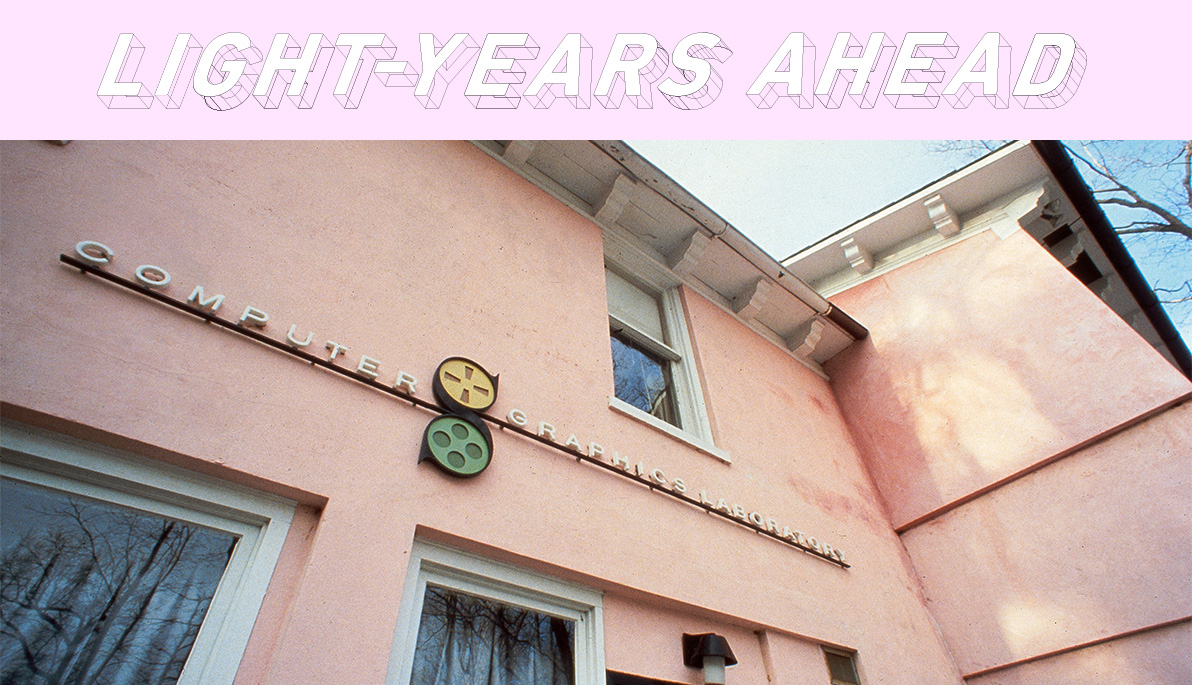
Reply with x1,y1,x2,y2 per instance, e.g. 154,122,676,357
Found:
75,241,115,265
135,264,172,289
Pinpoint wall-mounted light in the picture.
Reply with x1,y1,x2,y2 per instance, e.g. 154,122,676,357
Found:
682,633,738,685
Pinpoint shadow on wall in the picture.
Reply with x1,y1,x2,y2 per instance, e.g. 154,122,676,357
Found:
819,231,1190,677
823,229,1186,530
820,233,1125,671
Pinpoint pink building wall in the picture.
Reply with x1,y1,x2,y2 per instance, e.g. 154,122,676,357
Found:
826,227,1192,681
2,141,963,683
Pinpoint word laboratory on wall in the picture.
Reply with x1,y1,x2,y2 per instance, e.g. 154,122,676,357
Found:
98,31,1086,111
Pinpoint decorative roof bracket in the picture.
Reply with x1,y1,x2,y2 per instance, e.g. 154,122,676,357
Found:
841,237,874,274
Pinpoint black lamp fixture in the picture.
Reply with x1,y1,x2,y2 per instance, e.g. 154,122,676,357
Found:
682,633,738,685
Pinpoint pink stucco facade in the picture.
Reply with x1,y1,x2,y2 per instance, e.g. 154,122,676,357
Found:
1,140,1188,684
826,224,1192,682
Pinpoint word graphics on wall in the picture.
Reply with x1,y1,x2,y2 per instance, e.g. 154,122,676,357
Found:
63,240,850,568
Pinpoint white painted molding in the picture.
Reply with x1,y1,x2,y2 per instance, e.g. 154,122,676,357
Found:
609,396,731,463
999,182,1050,239
603,221,683,291
659,288,717,447
811,182,1062,297
0,422,296,685
1039,197,1067,229
732,278,774,322
387,540,605,685
594,173,636,226
474,142,842,381
503,140,536,166
924,194,961,238
667,230,712,276
841,237,874,274
1051,232,1084,267
791,318,827,359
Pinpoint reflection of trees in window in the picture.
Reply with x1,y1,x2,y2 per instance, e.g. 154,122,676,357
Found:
610,334,675,426
0,478,236,684
410,585,575,685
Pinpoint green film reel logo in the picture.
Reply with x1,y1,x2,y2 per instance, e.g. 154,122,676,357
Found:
419,358,498,478
422,415,491,477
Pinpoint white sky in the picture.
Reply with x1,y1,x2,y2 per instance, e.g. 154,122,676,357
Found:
628,139,1191,342
627,141,972,261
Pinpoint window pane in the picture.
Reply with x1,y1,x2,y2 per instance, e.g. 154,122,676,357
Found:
825,651,860,683
410,585,576,685
0,478,237,684
611,333,676,426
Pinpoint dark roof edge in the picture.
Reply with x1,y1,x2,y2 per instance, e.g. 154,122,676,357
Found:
1031,140,1191,379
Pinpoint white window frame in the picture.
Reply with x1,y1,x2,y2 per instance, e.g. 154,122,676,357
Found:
0,422,296,685
387,540,605,685
605,262,728,463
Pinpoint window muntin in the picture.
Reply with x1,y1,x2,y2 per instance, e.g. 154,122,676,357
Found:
0,423,296,685
1,479,237,684
389,541,604,685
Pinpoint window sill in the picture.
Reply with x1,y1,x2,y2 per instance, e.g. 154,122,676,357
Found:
608,397,731,464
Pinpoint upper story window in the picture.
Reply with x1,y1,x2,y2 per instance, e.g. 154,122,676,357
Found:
607,268,680,426
604,267,727,462
0,423,296,685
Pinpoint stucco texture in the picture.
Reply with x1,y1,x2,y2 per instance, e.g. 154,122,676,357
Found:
824,224,1192,680
904,402,1192,676
826,229,1191,529
2,141,963,684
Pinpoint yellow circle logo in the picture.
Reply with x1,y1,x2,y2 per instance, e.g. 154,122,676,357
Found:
435,358,497,412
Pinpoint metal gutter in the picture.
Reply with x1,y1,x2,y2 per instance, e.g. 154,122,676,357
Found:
1031,140,1192,379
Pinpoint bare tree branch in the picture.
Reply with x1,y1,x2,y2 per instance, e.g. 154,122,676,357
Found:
1062,141,1192,241
1097,198,1192,239
1154,282,1192,304
1182,141,1192,210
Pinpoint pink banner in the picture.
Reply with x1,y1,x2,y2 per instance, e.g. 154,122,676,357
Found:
3,0,1185,139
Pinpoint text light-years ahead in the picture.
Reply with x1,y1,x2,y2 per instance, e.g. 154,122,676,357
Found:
99,32,1086,113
